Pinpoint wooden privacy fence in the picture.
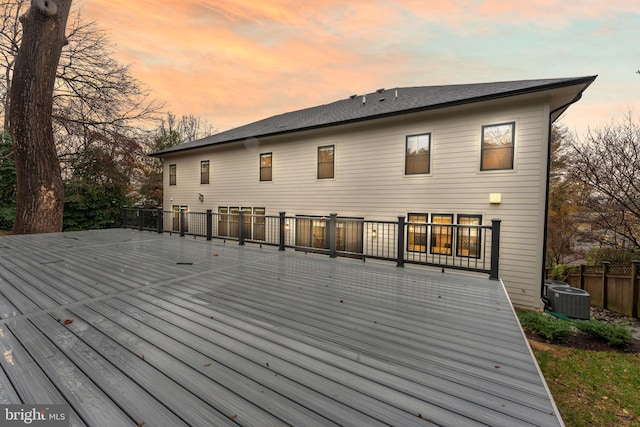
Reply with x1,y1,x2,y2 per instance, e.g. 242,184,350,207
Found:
560,261,640,319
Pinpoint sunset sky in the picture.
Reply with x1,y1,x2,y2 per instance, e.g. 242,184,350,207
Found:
78,0,640,137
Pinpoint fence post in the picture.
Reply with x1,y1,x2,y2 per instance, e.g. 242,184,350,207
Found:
122,207,128,229
631,260,639,319
138,207,143,231
279,212,286,251
179,207,186,237
579,264,585,290
602,261,610,309
156,208,163,234
489,219,501,280
328,213,337,258
397,216,405,268
206,209,212,241
238,211,245,245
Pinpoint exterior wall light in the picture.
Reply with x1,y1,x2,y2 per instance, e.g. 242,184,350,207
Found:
372,229,377,239
198,194,204,202
489,193,502,204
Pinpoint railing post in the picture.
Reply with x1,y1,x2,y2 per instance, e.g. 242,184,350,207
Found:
328,213,337,258
206,209,212,241
602,261,610,310
238,211,245,245
631,260,639,319
122,207,128,229
179,207,186,237
138,207,143,231
489,219,501,280
156,207,163,234
279,212,286,251
397,216,405,268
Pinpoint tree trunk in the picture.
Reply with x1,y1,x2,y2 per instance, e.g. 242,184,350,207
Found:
9,0,72,234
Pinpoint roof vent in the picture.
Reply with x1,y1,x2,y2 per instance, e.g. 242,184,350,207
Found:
395,89,398,100
362,95,366,104
379,97,385,102
377,88,385,93
350,94,357,100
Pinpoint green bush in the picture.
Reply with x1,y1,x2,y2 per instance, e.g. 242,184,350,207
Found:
517,310,574,341
0,206,15,231
550,264,573,280
573,319,633,347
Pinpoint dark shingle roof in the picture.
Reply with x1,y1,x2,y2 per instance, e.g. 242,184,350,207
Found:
152,76,596,156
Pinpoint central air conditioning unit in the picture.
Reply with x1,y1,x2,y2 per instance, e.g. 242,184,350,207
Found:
543,280,570,298
542,280,570,310
548,287,590,320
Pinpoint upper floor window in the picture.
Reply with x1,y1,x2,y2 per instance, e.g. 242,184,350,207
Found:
169,164,176,185
260,153,272,181
481,122,515,170
405,133,430,175
318,145,334,179
200,160,210,184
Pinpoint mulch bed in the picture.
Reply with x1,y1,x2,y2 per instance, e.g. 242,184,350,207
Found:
525,330,640,354
526,306,640,354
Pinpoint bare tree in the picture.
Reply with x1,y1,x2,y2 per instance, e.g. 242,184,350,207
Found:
0,0,27,130
546,123,590,266
2,3,164,231
568,113,640,254
9,0,73,233
52,13,163,185
136,112,215,206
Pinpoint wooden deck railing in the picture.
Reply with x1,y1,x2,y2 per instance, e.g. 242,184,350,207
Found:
120,208,501,280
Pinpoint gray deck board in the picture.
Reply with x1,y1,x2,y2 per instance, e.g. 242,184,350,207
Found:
109,293,424,427
139,285,549,426
7,319,135,426
0,323,87,426
27,314,190,427
0,229,563,426
168,278,552,405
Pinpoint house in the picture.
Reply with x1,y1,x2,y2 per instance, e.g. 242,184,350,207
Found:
151,76,596,310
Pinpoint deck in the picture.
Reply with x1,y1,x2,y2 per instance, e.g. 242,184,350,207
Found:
0,229,562,426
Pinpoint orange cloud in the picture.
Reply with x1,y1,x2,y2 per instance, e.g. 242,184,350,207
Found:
78,0,640,137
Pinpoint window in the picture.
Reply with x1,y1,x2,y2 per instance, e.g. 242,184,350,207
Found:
405,133,430,174
169,164,176,185
295,215,363,254
457,215,482,258
260,153,272,181
200,160,210,184
217,206,266,240
218,207,228,236
253,208,266,241
172,205,188,232
229,207,239,237
481,122,515,170
407,213,428,252
431,214,453,255
318,145,334,179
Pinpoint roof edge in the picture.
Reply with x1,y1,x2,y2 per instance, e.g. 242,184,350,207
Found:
150,76,597,157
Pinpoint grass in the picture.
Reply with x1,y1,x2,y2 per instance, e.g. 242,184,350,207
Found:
531,342,640,426
517,310,640,426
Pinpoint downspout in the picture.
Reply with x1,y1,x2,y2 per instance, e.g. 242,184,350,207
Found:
540,93,583,302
